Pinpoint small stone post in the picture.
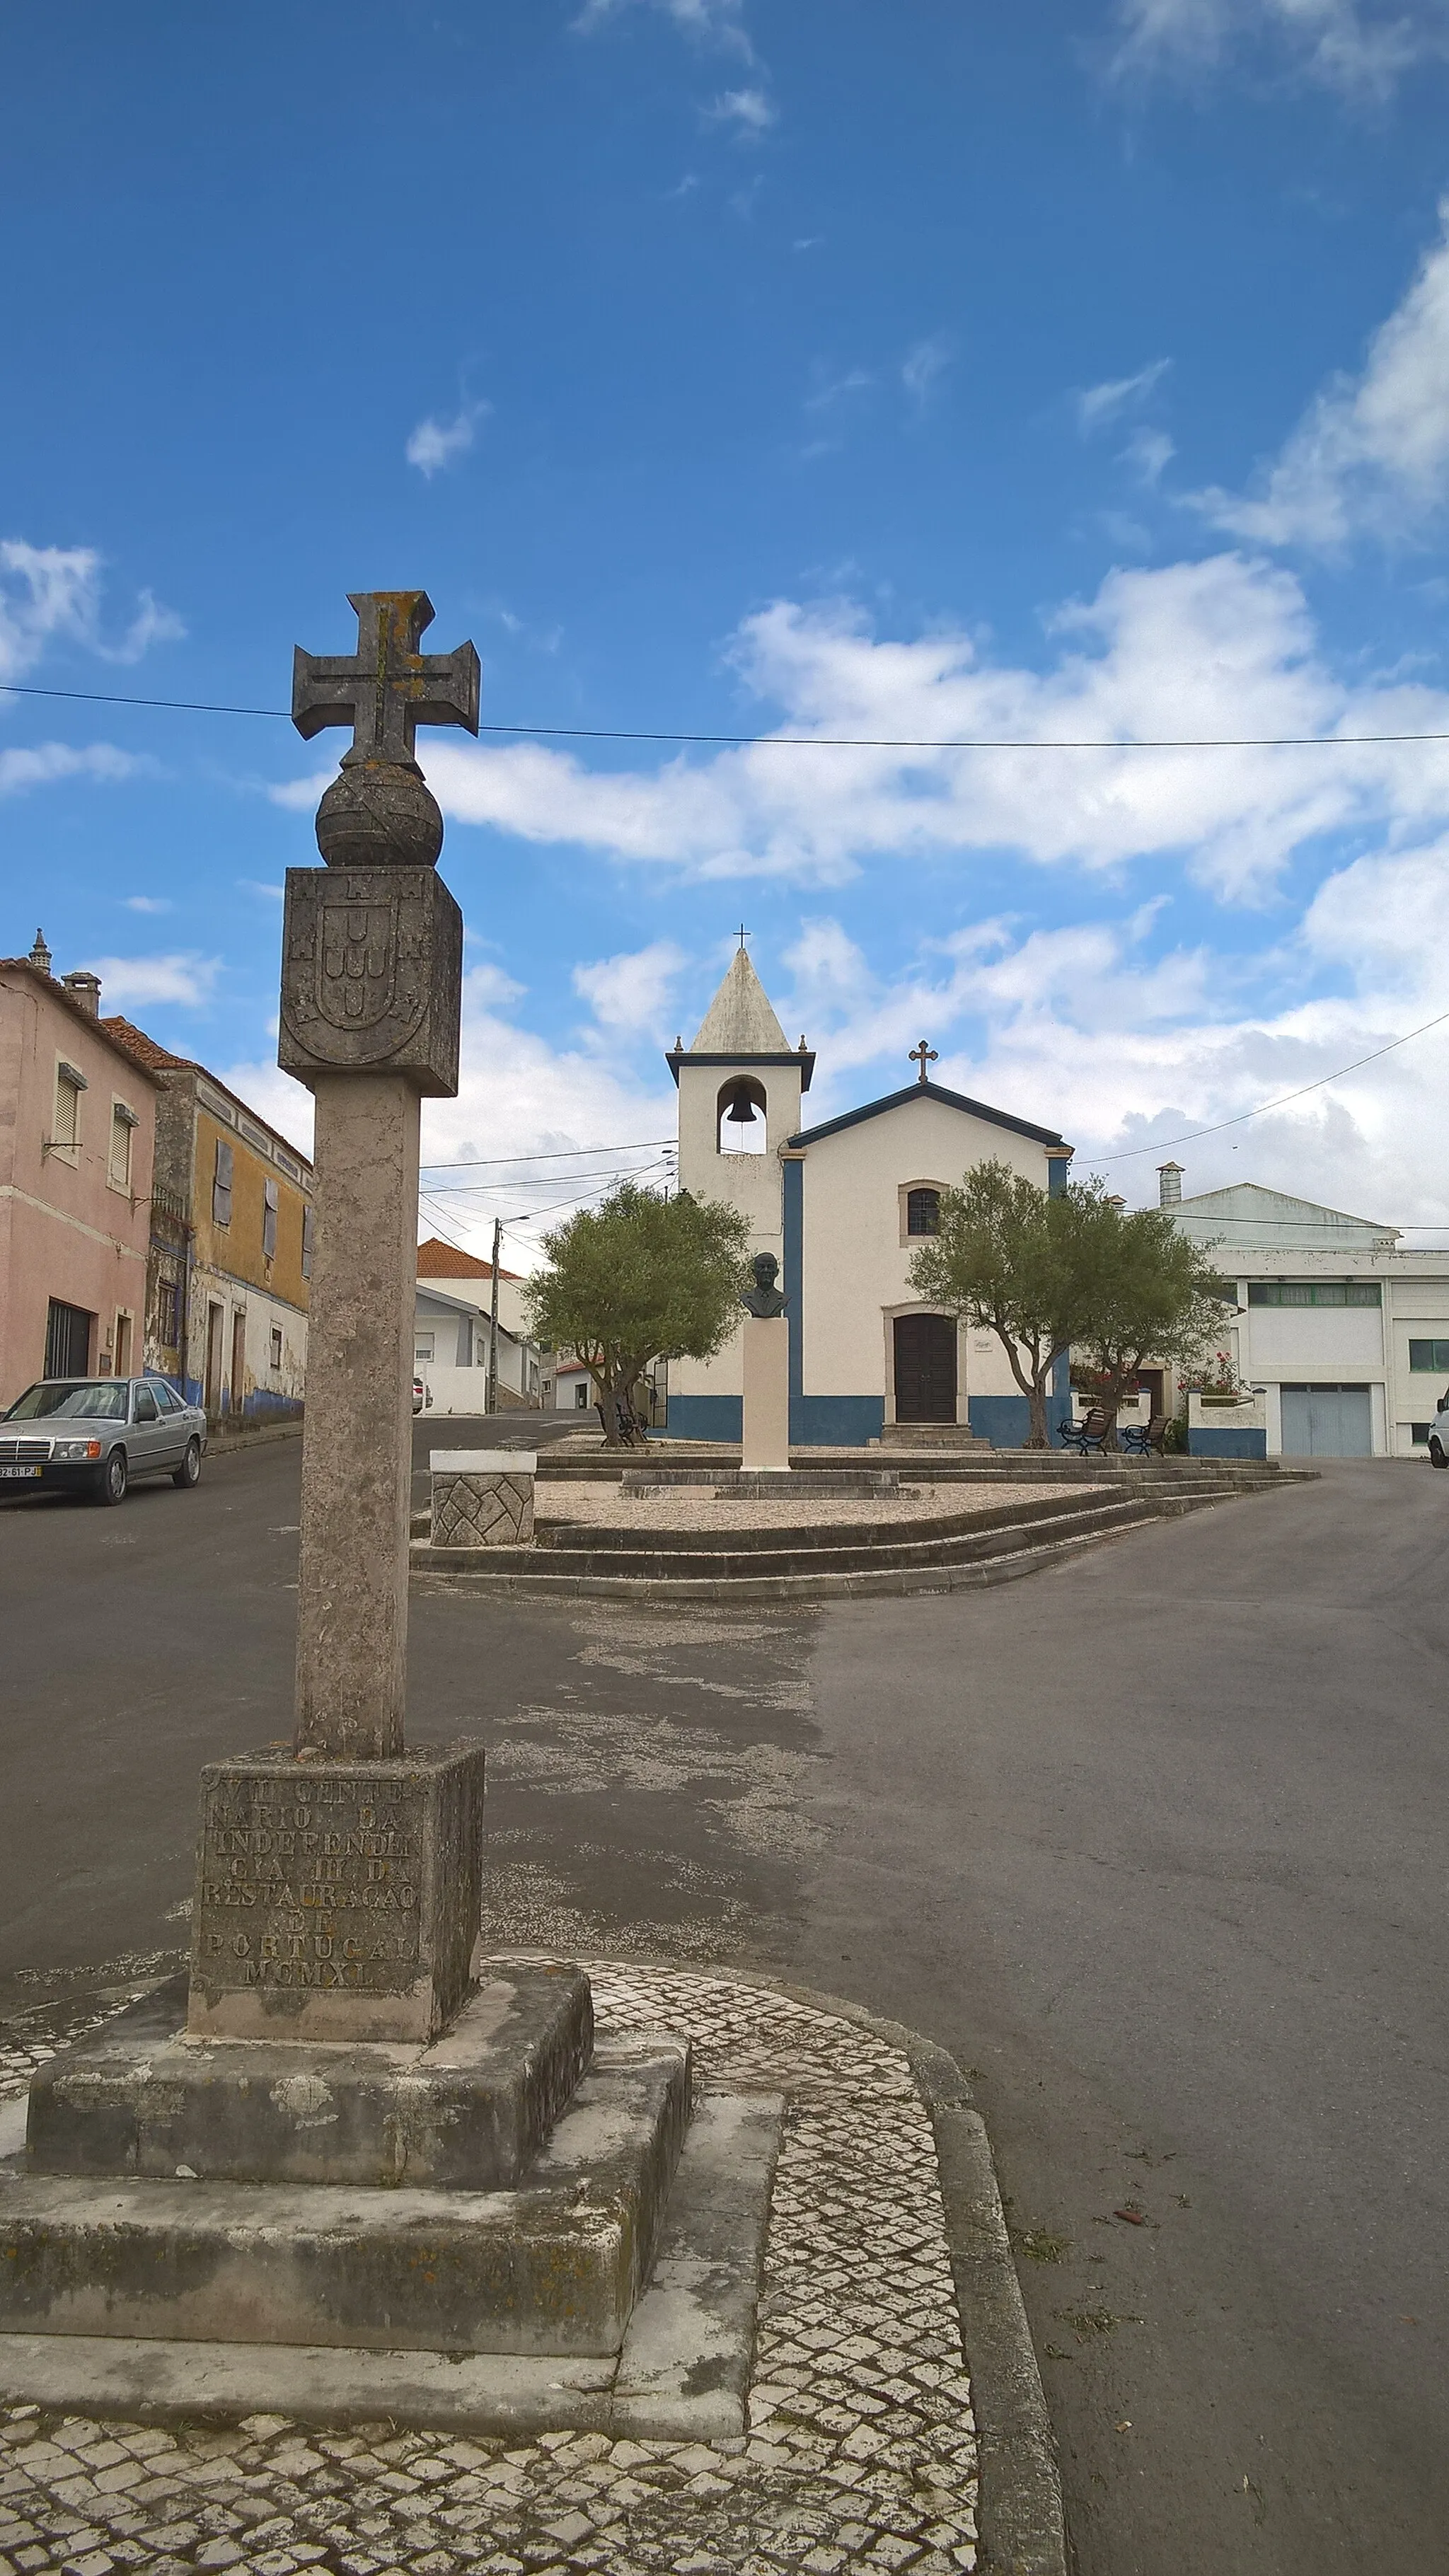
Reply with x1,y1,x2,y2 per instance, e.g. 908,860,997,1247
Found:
187,592,491,2043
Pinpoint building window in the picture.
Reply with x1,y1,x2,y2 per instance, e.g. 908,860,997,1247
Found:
1408,1339,1449,1371
575,1380,590,1409
212,1138,233,1226
906,1187,941,1237
52,1061,86,1156
108,1101,139,1191
301,1203,313,1279
1411,1422,1433,1443
156,1279,181,1350
415,1332,435,1363
1246,1279,1381,1307
270,1324,284,1370
262,1177,279,1261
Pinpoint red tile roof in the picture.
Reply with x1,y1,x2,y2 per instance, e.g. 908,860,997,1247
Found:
416,1235,521,1283
100,1016,197,1073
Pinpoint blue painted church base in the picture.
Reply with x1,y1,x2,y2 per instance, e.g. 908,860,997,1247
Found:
666,1391,1076,1450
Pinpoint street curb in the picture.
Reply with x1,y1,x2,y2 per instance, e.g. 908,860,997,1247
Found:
601,1962,1068,2576
207,1418,304,1457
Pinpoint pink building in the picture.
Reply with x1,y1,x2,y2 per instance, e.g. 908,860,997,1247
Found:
0,936,159,1407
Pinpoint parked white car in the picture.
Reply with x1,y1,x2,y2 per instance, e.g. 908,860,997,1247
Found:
1428,1394,1449,1467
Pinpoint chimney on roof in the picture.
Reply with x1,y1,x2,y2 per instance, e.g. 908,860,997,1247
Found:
61,969,101,1018
1107,1193,1126,1212
28,928,52,976
1158,1160,1183,1208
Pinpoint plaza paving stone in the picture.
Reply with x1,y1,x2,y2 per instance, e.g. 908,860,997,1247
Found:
0,1968,977,2573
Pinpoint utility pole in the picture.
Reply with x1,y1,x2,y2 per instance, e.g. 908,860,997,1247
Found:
487,1215,501,1416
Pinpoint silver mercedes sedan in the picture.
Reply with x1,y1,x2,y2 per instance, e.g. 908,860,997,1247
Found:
0,1377,208,1506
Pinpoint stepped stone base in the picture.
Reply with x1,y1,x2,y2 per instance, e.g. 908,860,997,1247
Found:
26,1962,592,2192
879,1420,991,1450
0,2039,689,2358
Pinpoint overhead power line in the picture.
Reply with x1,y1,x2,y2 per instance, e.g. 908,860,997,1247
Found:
420,1138,673,1171
6,676,1449,753
1089,1004,1449,1165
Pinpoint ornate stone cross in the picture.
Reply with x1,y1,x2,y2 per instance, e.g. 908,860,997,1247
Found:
293,591,480,770
909,1038,938,1085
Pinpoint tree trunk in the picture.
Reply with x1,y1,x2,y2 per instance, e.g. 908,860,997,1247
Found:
596,1377,625,1446
1025,1377,1050,1449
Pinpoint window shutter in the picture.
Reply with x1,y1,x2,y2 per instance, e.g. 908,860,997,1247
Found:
212,1138,233,1225
262,1176,279,1259
301,1203,314,1279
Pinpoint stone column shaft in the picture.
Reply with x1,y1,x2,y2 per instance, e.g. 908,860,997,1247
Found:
294,1073,420,1759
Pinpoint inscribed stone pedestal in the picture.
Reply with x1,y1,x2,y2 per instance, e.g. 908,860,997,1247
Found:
741,1317,790,1472
187,1742,486,2043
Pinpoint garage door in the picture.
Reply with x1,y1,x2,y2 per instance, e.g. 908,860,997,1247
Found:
1279,1384,1373,1457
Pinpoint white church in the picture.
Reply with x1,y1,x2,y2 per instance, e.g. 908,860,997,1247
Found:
666,948,1074,1447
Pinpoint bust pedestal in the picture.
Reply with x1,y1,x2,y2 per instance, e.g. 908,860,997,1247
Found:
741,1316,790,1472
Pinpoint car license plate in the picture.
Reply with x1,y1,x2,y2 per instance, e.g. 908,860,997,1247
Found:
0,1465,42,1478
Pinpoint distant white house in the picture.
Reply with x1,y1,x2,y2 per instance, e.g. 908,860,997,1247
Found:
413,1237,541,1411
1162,1165,1449,1459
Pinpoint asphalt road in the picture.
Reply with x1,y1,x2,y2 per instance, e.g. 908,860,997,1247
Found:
2,1435,1445,2573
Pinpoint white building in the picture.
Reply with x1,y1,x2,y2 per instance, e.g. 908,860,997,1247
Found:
667,950,1073,1445
413,1239,541,1412
1165,1167,1449,1458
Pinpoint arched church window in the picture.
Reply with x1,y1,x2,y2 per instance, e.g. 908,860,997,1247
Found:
718,1075,767,1155
906,1187,941,1235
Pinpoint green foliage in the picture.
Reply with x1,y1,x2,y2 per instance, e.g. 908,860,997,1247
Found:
521,1183,752,1446
906,1160,1094,1447
908,1158,1230,1451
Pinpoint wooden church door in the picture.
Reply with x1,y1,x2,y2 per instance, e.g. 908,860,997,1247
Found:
894,1312,957,1423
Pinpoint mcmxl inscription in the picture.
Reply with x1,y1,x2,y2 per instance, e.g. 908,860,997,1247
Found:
195,1773,423,1995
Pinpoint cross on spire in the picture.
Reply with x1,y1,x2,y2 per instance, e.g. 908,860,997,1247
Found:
292,591,480,769
735,923,751,950
908,1038,938,1085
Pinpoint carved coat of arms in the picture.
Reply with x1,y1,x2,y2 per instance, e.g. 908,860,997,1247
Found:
279,867,454,1082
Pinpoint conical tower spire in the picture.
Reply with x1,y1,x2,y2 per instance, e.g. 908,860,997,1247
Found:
690,948,791,1056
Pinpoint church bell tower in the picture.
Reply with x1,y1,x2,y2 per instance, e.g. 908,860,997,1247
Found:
667,949,814,1268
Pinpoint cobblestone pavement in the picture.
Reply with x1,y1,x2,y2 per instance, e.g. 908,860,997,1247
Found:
0,1967,977,2575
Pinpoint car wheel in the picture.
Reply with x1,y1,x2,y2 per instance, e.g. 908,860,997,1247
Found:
94,1448,127,1506
172,1437,202,1489
1431,1438,1448,1469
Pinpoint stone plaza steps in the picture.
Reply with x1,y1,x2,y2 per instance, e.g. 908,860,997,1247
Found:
410,1470,1288,1602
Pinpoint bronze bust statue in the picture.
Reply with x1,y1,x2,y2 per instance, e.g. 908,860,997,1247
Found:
740,1250,788,1318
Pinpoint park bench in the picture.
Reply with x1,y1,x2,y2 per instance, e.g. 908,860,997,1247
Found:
1120,1411,1170,1457
1058,1407,1110,1454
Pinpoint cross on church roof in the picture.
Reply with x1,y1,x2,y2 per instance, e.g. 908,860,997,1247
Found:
908,1038,939,1085
735,923,751,950
291,591,480,768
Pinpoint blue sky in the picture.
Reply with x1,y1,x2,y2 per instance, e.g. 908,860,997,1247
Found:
7,0,1449,1255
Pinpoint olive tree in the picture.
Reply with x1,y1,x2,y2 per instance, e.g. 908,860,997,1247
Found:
522,1182,752,1448
1073,1195,1228,1449
906,1159,1090,1448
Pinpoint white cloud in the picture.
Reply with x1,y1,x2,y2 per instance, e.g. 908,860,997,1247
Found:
268,770,333,813
708,85,775,131
1196,202,1449,548
212,1060,315,1159
123,895,173,914
575,0,754,57
804,364,872,413
237,879,286,901
97,589,187,666
572,938,688,1036
1076,359,1170,433
902,334,954,410
0,741,152,797
405,403,490,478
1112,0,1445,96
79,952,221,1009
1123,426,1175,485
769,877,1449,1225
0,544,183,685
398,553,1449,903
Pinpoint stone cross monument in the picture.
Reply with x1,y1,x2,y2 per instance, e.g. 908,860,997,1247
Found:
188,591,489,2043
